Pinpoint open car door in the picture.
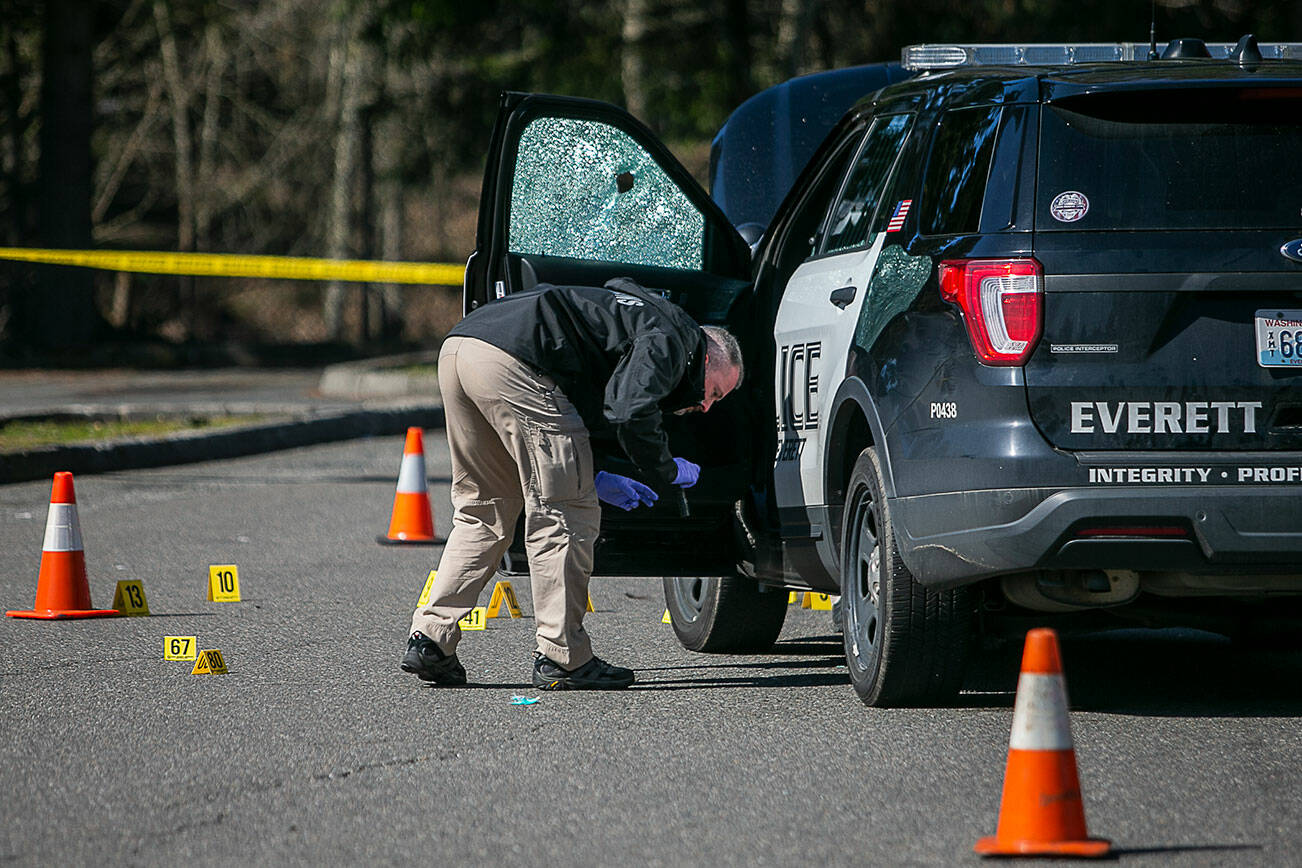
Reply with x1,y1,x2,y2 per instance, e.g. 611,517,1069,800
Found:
464,92,757,577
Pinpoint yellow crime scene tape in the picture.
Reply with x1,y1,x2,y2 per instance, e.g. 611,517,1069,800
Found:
0,247,465,286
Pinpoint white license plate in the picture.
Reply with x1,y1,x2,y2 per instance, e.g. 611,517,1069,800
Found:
1254,309,1302,367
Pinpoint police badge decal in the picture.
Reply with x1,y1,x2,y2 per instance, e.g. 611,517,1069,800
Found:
1050,190,1089,223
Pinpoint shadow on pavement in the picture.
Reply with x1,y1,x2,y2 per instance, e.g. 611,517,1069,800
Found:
631,670,850,690
413,625,1301,708
1109,844,1263,858
633,639,850,689
768,636,844,656
961,628,1302,718
638,657,843,674
424,682,535,691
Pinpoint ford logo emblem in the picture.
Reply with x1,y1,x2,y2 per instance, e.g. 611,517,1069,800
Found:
1282,239,1302,263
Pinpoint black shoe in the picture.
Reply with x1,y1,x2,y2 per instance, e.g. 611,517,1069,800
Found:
532,653,635,690
401,632,467,685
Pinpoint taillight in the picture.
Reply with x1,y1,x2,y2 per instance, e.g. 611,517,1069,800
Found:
939,258,1043,366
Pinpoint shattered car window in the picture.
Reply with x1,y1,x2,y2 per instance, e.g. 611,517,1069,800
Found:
509,117,704,270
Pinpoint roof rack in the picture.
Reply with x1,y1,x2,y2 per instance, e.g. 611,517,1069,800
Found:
901,41,1302,71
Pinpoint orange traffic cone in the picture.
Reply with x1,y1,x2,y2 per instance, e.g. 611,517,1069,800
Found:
975,628,1110,858
6,472,119,620
377,427,438,545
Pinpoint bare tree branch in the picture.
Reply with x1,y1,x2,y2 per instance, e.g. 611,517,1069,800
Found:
93,73,162,223
153,0,194,253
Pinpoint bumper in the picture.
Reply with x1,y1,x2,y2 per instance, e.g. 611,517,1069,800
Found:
892,485,1302,587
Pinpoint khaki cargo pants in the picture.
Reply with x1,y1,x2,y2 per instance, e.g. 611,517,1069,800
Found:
409,336,601,668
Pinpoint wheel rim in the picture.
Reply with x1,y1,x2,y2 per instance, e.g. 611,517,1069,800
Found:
668,577,706,625
844,484,882,674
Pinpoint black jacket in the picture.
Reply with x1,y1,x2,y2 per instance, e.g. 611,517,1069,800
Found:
449,277,705,489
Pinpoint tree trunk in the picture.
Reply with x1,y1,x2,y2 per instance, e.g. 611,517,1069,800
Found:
196,22,225,253
154,0,196,338
30,0,100,349
621,0,649,122
2,23,26,246
777,0,816,79
374,152,404,341
723,0,753,111
1,20,30,346
324,20,367,342
358,104,375,344
373,49,406,343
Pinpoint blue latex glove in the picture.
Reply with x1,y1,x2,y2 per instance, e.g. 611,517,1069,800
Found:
672,457,701,488
594,471,659,511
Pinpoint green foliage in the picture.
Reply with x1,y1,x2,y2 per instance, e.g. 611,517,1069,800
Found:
0,414,266,452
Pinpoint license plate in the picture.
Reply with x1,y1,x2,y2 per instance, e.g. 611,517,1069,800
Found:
1254,309,1302,367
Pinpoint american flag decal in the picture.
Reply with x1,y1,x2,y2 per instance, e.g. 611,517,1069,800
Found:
886,199,912,233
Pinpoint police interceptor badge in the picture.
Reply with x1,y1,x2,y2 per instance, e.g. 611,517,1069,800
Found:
1050,191,1089,223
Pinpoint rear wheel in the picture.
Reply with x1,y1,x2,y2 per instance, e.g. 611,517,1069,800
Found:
663,573,787,652
841,447,973,706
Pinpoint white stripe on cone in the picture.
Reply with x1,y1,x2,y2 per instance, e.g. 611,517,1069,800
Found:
41,503,84,553
1008,672,1074,751
395,452,428,494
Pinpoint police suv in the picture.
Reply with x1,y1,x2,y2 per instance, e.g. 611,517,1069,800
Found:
465,36,1302,706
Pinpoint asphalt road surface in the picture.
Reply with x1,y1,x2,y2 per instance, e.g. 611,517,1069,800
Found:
2,435,1300,866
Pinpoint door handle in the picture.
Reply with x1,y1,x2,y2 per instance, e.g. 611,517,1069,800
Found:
829,285,858,309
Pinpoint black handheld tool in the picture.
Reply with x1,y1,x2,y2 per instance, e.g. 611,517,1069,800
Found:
675,488,690,517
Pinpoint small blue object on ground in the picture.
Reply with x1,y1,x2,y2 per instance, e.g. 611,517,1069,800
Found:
510,695,540,706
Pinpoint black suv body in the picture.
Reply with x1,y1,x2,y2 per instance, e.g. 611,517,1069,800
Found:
465,39,1302,706
858,60,1302,588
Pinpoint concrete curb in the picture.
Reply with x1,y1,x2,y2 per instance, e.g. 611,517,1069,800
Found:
318,350,439,399
0,405,445,485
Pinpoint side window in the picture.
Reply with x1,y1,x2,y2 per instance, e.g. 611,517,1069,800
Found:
509,117,705,270
823,114,913,255
781,131,862,263
921,106,1003,236
764,128,863,301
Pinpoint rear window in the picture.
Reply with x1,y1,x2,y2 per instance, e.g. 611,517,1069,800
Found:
921,106,1003,236
823,114,913,254
1038,87,1302,231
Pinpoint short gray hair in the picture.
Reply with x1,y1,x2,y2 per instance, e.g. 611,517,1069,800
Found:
702,325,744,384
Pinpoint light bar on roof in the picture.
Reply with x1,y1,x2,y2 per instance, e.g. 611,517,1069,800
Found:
902,42,1302,71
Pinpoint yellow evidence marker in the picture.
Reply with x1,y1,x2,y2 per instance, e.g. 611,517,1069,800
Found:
585,592,595,613
191,649,228,675
806,592,835,611
164,635,198,661
112,580,150,616
662,609,672,624
486,580,522,619
459,606,487,631
788,591,799,605
207,565,241,602
416,570,437,607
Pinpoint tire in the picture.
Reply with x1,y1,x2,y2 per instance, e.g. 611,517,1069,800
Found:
663,573,787,653
840,447,973,706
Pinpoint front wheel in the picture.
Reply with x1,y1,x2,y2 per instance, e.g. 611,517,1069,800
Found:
663,574,787,653
841,447,973,706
